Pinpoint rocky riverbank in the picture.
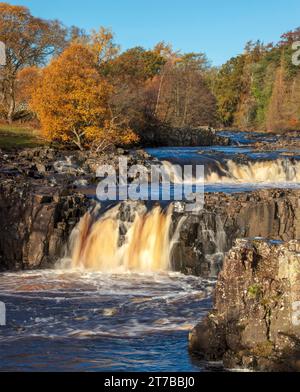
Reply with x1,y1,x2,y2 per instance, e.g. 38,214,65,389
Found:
0,147,155,271
0,178,89,270
0,145,299,273
189,239,300,371
0,146,154,187
172,189,300,276
1,139,300,372
142,126,231,147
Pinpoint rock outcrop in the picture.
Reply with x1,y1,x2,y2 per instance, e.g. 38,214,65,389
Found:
172,189,300,276
0,147,155,271
0,177,89,270
142,126,230,147
0,147,154,189
189,239,300,371
1,147,299,276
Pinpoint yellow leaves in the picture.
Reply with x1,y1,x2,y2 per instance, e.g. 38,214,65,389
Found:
103,122,139,146
0,3,29,18
16,66,41,104
30,43,108,146
90,27,120,64
30,42,138,150
84,125,103,140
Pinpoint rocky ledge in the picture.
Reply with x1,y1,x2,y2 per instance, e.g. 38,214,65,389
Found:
172,189,300,277
0,147,155,271
142,126,230,147
0,177,89,271
0,147,154,188
189,239,300,371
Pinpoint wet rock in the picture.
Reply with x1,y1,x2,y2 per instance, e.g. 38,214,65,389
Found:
253,134,300,152
189,239,300,371
0,178,89,270
0,146,158,272
172,189,300,277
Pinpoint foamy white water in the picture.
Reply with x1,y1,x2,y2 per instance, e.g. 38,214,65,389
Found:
161,158,300,185
0,270,214,371
70,205,178,272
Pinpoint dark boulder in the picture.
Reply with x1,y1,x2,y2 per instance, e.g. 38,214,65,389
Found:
171,189,300,277
189,239,300,371
0,178,89,270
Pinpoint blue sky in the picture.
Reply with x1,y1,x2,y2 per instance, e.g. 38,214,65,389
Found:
8,0,300,65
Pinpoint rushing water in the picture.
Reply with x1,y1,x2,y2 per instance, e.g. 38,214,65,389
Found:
70,205,178,272
0,271,215,372
146,132,300,193
0,131,299,372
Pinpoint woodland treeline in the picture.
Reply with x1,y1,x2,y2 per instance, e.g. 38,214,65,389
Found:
211,30,300,133
0,3,299,150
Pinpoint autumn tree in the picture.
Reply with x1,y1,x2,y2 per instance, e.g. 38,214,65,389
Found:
279,27,300,46
0,2,67,123
14,66,41,122
90,27,120,65
155,52,217,127
212,55,246,126
233,41,268,128
103,46,166,132
212,29,300,131
30,43,138,150
266,60,287,132
105,46,165,82
266,50,300,132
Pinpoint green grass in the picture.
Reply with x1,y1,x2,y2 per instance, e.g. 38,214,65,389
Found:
0,124,47,150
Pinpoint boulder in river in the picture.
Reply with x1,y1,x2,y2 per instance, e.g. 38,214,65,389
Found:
189,239,300,371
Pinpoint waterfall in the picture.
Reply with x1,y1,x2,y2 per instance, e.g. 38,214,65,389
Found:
69,204,179,273
200,215,227,276
162,158,300,184
205,159,300,183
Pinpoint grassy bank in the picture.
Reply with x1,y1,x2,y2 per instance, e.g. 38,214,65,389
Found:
0,124,46,150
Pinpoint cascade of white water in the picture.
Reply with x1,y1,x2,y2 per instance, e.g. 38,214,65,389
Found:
162,158,300,184
69,205,181,273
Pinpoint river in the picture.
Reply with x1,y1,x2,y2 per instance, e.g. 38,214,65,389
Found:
0,131,299,371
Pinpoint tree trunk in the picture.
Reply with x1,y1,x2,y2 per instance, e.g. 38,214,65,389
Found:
155,70,165,118
72,129,85,151
7,79,15,124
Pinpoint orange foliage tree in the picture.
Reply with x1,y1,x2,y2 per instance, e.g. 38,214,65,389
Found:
30,43,138,150
14,66,41,121
0,2,67,123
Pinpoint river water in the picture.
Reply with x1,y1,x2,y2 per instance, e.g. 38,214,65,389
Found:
0,271,215,371
0,131,299,371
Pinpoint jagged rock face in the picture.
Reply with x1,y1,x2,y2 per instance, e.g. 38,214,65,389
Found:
0,147,158,271
141,126,230,147
0,178,89,270
171,190,300,277
0,147,157,189
189,239,300,371
77,190,300,277
1,179,299,275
